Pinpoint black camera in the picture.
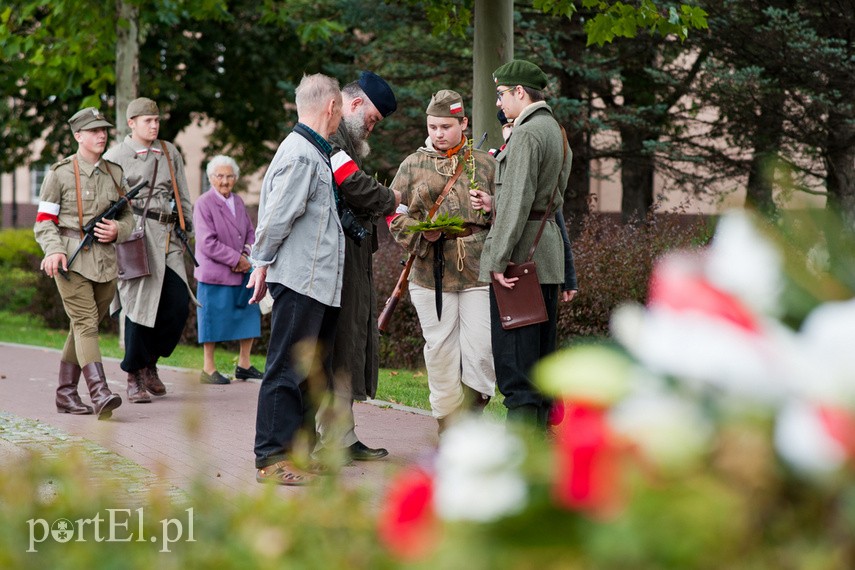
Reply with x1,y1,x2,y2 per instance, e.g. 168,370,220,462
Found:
340,207,370,245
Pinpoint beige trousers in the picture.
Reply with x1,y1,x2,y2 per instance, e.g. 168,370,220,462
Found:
409,283,496,418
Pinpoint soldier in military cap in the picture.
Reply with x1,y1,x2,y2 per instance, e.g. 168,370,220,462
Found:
473,59,574,429
34,107,136,419
389,89,497,434
104,97,195,404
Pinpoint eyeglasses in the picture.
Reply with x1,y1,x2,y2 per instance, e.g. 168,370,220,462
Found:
212,174,236,181
496,86,515,101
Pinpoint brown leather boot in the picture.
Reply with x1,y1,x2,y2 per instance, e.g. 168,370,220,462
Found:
127,370,152,404
81,362,122,420
56,361,93,415
142,365,166,396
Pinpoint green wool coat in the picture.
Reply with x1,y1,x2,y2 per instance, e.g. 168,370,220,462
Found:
479,101,572,285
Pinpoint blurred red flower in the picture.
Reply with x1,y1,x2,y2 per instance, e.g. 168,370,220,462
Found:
378,467,440,561
552,402,622,518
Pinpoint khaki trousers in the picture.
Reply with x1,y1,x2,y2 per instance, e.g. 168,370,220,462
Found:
54,271,116,367
409,283,496,418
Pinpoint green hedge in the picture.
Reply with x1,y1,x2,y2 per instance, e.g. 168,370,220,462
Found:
4,213,712,369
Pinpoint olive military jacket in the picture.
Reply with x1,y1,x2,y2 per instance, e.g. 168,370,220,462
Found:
479,101,572,285
34,152,136,282
390,139,495,291
103,137,195,327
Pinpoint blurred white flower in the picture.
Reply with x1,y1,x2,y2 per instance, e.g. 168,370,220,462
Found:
610,391,713,473
785,299,855,406
774,401,849,477
434,418,527,522
705,210,784,317
611,301,794,405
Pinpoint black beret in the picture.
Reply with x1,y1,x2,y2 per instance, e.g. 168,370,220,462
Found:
358,71,397,118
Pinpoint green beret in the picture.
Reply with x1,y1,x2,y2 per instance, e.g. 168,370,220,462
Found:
492,59,548,91
426,89,465,118
126,97,159,120
68,107,113,133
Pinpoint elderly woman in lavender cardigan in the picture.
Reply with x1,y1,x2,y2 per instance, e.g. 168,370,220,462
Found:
193,155,262,385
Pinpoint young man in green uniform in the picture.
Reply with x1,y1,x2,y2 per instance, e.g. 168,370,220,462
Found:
477,60,573,428
34,107,136,419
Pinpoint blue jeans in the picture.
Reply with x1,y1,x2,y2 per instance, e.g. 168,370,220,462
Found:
489,283,559,426
254,283,339,468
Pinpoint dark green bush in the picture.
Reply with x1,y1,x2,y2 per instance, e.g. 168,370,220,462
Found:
560,212,714,342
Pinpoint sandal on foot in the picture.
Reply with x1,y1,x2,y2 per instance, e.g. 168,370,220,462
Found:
256,461,312,486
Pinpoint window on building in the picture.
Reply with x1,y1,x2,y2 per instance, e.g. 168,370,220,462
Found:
30,164,50,204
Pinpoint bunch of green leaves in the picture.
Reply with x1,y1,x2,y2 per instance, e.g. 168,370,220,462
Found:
405,213,467,234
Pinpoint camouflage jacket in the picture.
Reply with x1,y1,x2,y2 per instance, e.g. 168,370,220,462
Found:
390,140,495,291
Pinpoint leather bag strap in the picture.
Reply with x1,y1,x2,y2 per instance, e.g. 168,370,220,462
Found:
72,156,84,238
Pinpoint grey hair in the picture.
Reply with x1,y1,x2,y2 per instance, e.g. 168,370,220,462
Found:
206,155,240,179
295,73,341,117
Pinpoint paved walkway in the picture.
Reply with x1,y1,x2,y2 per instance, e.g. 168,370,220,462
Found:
0,342,438,504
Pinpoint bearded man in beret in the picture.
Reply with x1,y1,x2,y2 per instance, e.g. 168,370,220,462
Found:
314,71,401,462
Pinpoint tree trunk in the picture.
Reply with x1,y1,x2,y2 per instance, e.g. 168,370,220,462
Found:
617,45,657,223
115,0,139,142
619,125,655,223
473,0,513,150
745,93,784,217
825,108,855,222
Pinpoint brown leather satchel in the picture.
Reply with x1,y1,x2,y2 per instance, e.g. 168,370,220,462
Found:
491,126,568,331
116,228,150,280
492,260,548,330
115,157,157,280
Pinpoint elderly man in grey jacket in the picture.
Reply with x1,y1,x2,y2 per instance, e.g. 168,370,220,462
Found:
248,73,345,486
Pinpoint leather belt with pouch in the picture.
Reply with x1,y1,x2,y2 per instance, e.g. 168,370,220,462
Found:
133,206,177,224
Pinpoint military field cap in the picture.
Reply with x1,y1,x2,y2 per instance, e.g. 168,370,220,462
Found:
492,59,548,91
68,107,113,133
426,89,465,118
358,71,397,117
126,97,159,120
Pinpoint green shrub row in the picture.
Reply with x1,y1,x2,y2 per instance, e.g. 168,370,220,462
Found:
1,213,712,370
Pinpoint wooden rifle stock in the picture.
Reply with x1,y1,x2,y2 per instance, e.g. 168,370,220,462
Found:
378,255,414,334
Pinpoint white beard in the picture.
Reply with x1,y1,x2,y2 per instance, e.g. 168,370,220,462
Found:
343,110,371,159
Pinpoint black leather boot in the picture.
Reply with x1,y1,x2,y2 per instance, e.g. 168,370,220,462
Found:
56,361,93,415
81,362,122,420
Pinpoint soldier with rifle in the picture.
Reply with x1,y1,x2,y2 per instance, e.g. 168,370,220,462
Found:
104,97,196,405
34,107,137,419
388,90,497,434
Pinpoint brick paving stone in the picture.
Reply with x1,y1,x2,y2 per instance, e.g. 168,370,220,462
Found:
0,342,438,503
